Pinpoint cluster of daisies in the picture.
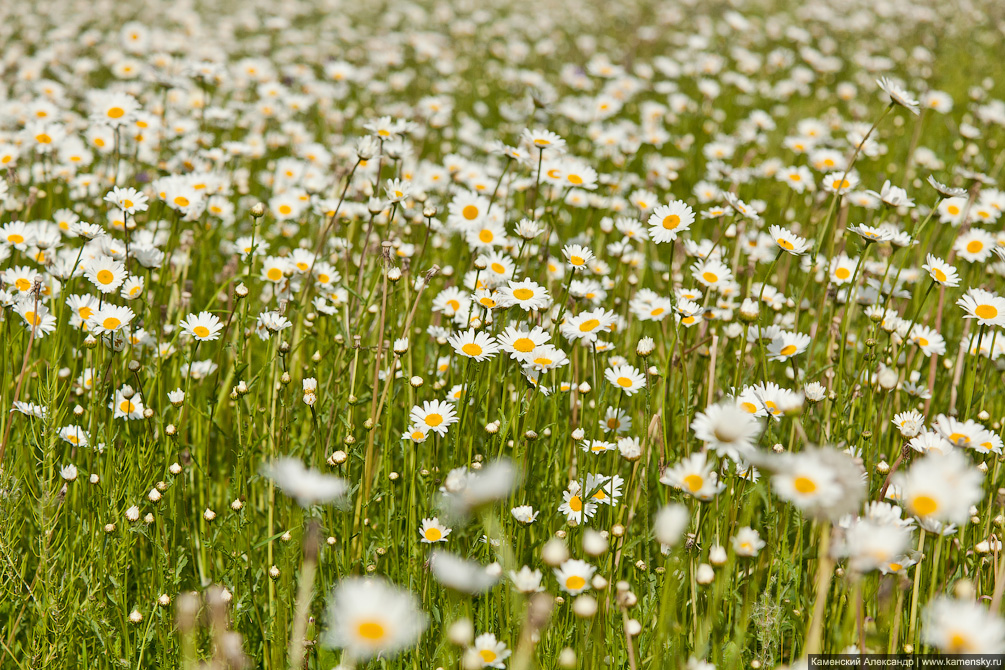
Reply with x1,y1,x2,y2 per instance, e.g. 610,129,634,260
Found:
3,0,1005,667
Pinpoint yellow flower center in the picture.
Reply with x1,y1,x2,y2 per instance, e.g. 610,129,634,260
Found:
777,238,794,250
567,174,583,185
103,317,122,330
932,268,947,282
662,215,680,230
702,272,718,283
490,262,505,274
480,649,497,663
193,326,211,338
565,575,586,590
975,304,998,320
616,376,632,388
267,267,283,281
779,344,797,356
478,229,493,243
461,343,483,357
279,204,292,215
793,476,817,494
96,269,115,285
579,318,600,332
356,620,386,641
424,527,442,541
174,196,190,207
512,288,533,300
966,240,983,254
7,234,24,244
684,474,704,492
108,107,125,119
568,495,582,512
513,337,535,352
120,400,135,414
425,413,443,427
462,205,479,220
910,494,938,516
15,278,30,291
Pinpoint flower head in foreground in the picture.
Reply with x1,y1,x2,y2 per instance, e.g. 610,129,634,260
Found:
877,77,920,115
323,577,427,660
261,457,348,508
923,596,1005,654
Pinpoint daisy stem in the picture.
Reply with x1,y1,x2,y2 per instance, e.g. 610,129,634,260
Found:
834,243,872,395
965,324,986,419
803,522,833,656
906,529,926,646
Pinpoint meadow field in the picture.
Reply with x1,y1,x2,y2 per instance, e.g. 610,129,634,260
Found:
2,0,1005,667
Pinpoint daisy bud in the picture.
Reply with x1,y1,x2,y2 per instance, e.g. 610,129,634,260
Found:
231,499,243,511
571,428,585,441
559,648,577,668
204,508,216,521
485,421,499,434
636,336,655,357
327,537,337,546
447,618,473,646
878,367,898,390
648,365,659,376
250,203,266,218
281,371,291,385
237,380,249,394
169,462,182,474
158,594,171,606
126,506,140,522
625,619,642,636
876,461,890,474
572,595,598,618
144,513,154,524
83,335,98,349
696,563,715,584
387,267,402,282
104,523,115,533
269,565,280,580
422,205,437,218
166,424,177,437
333,450,348,464
542,538,569,566
710,545,728,565
281,531,292,542
578,382,591,394
364,418,374,431
954,579,975,599
591,575,608,590
74,404,84,416
129,610,143,624
89,474,99,484
143,408,154,419
583,530,608,556
148,488,161,502
611,524,625,538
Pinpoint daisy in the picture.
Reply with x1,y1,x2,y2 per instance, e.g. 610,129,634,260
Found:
561,309,616,343
522,128,566,152
110,390,145,420
604,364,645,395
599,407,632,434
660,453,723,501
510,506,539,524
957,288,1005,327
823,172,859,194
16,303,57,338
260,256,290,283
409,400,458,437
923,597,1005,654
498,325,551,361
88,305,135,335
768,225,811,255
59,425,90,448
84,256,126,294
509,566,544,592
562,244,594,271
104,186,149,214
692,401,762,460
766,332,811,362
470,633,511,669
771,452,844,510
322,577,427,661
402,425,429,443
647,200,695,243
893,450,983,524
584,472,623,506
448,329,501,362
554,558,595,595
922,254,959,287
732,527,765,557
419,518,451,543
877,77,920,115
180,311,224,341
262,458,348,507
558,482,598,523
691,259,733,290
909,325,946,357
847,223,893,243
954,228,995,263
496,279,551,312
524,346,569,372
